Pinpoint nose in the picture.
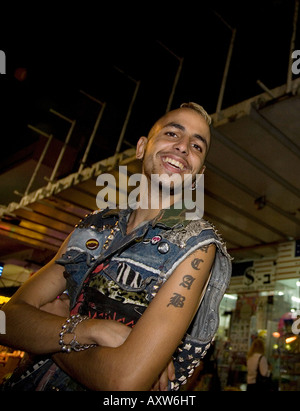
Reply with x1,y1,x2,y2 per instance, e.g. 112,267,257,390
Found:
174,136,189,155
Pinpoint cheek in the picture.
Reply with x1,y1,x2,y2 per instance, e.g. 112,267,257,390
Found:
191,155,205,174
141,151,155,175
143,142,162,165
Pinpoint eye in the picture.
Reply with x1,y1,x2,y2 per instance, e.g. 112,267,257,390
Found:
192,143,202,153
166,131,178,138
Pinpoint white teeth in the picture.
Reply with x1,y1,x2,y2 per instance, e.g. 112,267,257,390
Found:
163,157,184,170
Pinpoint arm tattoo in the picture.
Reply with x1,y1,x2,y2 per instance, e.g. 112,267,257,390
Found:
179,274,195,290
167,293,186,308
199,245,210,253
191,258,203,270
166,275,195,308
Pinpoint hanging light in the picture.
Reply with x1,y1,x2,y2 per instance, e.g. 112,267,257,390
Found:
285,336,297,344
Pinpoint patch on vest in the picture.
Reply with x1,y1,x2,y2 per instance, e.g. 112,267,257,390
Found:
116,262,143,288
162,219,213,248
88,274,148,308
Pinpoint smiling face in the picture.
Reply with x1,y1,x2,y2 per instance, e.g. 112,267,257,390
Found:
136,107,211,185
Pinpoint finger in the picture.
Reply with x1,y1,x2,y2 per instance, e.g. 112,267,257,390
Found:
159,369,169,391
151,380,160,391
168,359,175,381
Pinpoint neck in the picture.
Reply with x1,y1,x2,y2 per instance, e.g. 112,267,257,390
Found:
127,194,179,234
126,176,183,233
126,207,159,234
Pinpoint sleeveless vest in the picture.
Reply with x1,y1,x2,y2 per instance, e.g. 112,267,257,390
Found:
57,206,232,390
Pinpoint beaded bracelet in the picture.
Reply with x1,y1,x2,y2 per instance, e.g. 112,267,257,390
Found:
59,314,97,353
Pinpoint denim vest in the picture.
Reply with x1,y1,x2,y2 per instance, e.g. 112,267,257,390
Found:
56,206,232,390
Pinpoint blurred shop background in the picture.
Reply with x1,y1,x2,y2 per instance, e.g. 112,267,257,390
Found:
0,0,300,390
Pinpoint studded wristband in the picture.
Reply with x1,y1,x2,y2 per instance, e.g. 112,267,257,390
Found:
59,314,96,353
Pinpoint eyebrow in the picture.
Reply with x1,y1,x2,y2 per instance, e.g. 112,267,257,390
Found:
163,122,209,151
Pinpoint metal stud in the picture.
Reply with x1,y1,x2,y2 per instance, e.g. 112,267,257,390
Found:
157,241,169,254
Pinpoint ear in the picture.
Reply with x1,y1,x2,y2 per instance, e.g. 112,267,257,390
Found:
136,136,148,160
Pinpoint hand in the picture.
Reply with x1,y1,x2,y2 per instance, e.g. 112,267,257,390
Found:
88,319,132,348
151,359,175,391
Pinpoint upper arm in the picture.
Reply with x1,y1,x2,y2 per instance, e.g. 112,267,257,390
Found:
260,356,269,376
7,234,71,309
100,243,216,390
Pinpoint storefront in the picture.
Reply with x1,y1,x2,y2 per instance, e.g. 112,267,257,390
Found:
215,240,300,391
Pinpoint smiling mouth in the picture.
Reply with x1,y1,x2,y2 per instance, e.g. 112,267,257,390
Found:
162,156,186,171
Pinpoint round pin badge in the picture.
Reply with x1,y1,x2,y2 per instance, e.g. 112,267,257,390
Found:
151,235,162,245
85,238,99,250
142,239,151,244
157,241,170,254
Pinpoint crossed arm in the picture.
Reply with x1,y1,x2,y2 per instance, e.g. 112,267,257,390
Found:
0,238,215,391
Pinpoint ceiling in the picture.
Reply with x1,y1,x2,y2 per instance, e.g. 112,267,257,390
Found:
0,78,299,267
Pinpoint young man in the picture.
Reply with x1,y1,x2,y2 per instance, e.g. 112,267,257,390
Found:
0,103,231,391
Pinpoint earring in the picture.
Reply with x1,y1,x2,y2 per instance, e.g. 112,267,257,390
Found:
190,166,205,190
190,180,197,191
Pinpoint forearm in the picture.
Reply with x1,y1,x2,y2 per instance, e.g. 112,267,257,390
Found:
1,297,100,355
53,343,156,391
1,301,68,354
53,347,108,391
53,304,186,391
53,321,136,391
0,238,72,354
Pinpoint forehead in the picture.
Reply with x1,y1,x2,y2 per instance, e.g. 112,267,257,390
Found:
153,108,211,139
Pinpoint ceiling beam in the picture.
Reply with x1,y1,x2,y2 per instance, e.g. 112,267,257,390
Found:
206,161,300,226
250,105,300,158
204,189,288,240
211,127,300,198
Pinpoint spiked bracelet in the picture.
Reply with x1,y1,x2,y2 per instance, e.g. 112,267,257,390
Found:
59,314,96,353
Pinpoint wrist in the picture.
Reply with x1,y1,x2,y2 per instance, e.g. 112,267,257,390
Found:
59,314,97,353
75,317,110,347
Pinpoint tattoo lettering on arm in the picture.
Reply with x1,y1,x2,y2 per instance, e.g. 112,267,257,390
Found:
166,275,196,308
191,258,203,270
166,245,215,310
191,244,214,269
167,293,186,308
179,275,195,290
198,245,210,253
